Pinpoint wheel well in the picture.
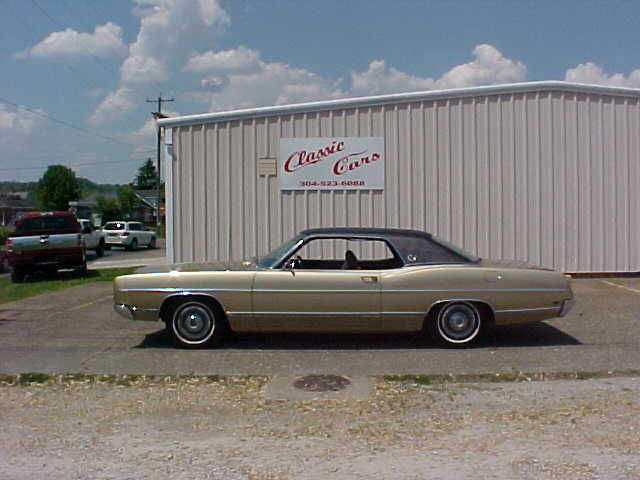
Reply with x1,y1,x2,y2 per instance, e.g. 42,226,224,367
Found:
423,300,495,330
160,294,229,329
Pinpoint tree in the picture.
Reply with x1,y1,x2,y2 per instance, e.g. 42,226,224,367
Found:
117,186,138,218
35,165,81,211
95,195,121,223
134,159,157,190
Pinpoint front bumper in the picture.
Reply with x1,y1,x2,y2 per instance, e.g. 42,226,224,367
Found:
113,303,159,321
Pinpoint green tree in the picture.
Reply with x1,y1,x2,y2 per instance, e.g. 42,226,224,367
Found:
35,165,81,211
95,195,121,223
134,159,157,190
117,186,138,218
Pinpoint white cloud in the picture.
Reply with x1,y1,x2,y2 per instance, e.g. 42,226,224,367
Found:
120,0,229,84
193,61,345,111
188,43,525,112
88,87,137,125
0,104,45,142
120,55,167,84
434,44,526,89
184,46,261,73
350,44,526,96
89,0,230,123
350,60,435,96
15,22,127,61
564,62,640,88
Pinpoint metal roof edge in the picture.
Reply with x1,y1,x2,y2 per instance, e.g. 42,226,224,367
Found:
158,81,640,128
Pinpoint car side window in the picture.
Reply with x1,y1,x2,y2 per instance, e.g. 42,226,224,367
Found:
290,238,402,270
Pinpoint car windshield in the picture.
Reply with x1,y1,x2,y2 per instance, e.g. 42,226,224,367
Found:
104,222,126,230
256,235,303,268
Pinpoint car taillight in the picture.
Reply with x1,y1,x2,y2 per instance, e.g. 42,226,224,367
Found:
121,232,129,237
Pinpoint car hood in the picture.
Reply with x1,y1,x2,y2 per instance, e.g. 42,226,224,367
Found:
478,258,552,271
135,261,257,274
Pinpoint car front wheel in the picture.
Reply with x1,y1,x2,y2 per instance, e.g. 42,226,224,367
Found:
96,240,105,257
167,299,227,348
428,301,483,347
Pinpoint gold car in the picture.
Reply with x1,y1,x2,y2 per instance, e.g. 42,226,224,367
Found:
113,228,574,348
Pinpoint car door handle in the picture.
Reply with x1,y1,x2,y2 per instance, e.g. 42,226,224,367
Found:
361,276,378,284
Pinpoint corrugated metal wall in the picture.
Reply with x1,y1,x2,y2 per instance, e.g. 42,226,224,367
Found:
169,89,640,272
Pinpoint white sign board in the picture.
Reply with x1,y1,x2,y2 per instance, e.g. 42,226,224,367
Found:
279,137,384,190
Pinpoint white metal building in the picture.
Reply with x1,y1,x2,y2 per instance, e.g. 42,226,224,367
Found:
158,81,640,273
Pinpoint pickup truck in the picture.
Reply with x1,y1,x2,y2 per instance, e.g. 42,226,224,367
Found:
6,211,87,283
79,218,105,257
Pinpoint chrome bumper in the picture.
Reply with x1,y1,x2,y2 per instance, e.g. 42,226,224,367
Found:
558,298,575,317
113,303,159,321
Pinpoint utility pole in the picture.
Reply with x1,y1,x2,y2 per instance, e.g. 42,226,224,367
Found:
147,94,174,227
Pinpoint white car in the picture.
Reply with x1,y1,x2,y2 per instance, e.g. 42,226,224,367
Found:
79,219,106,257
102,221,156,250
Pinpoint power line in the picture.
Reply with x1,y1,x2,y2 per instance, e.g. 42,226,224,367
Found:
0,95,146,148
0,157,154,172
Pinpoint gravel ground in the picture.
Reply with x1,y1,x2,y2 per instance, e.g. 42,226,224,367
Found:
1,374,639,480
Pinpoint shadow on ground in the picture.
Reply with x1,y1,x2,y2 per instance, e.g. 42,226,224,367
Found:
136,322,581,350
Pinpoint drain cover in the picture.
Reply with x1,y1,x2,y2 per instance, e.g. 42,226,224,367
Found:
293,374,352,392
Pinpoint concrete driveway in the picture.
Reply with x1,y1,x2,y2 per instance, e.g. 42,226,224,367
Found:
0,276,639,376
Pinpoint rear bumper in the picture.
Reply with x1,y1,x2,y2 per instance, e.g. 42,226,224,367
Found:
9,251,84,270
105,236,130,246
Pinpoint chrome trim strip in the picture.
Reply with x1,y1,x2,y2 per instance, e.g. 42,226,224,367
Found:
227,311,425,317
120,287,250,293
131,306,160,313
120,287,566,294
383,288,568,293
229,311,379,317
494,306,561,314
253,289,378,294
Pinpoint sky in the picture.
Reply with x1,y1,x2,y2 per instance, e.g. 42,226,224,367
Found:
1,0,640,185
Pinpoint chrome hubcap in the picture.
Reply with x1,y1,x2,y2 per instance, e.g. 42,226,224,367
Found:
438,303,481,343
174,303,214,344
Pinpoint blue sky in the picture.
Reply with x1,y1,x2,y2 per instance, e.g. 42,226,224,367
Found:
1,0,639,184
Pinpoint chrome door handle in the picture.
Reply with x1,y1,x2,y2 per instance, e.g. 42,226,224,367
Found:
361,276,378,283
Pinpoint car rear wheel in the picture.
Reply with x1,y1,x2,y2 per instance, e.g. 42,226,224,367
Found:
127,238,138,251
168,299,227,348
428,301,483,347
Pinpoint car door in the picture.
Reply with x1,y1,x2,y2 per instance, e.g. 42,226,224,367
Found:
252,237,383,333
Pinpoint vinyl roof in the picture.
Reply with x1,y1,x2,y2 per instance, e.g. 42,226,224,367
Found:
300,227,431,238
158,81,640,128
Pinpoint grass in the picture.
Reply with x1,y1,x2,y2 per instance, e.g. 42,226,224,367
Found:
0,266,139,305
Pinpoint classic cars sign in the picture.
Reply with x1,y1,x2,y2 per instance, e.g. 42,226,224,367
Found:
279,137,385,190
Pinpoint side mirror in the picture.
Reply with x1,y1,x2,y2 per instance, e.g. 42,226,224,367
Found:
285,258,297,271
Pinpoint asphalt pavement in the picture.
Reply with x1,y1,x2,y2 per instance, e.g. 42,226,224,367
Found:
1,267,639,376
87,238,167,269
